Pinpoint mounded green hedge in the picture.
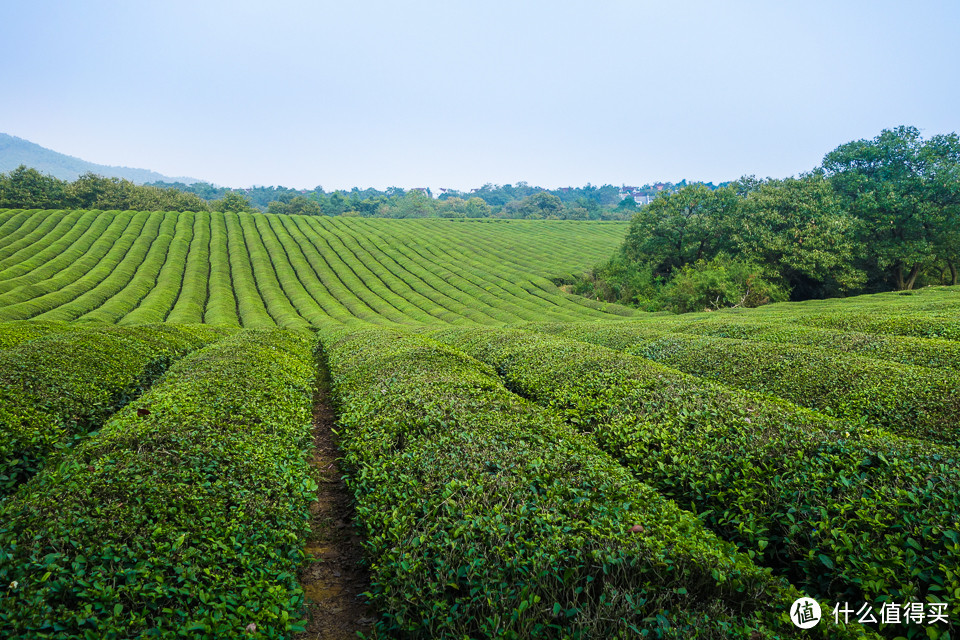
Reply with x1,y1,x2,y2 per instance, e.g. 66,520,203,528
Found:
629,317,960,372
429,327,958,639
0,328,317,638
0,323,230,494
527,322,960,446
321,326,870,639
0,320,78,350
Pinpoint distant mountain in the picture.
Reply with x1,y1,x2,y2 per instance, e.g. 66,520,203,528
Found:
0,133,200,184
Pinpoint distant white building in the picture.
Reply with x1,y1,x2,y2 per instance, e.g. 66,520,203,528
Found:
618,185,653,205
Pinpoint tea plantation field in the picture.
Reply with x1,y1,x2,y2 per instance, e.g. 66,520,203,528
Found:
0,208,957,639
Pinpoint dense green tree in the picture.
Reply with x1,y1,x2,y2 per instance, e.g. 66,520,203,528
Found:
734,173,865,298
392,190,436,218
658,255,789,313
823,126,960,290
621,184,738,275
616,196,639,212
267,195,323,216
211,192,256,213
0,166,68,208
515,191,564,219
464,197,491,218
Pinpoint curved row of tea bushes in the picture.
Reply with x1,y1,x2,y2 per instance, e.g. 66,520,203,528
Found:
799,311,960,341
204,212,241,325
223,212,275,327
118,212,195,325
264,215,359,324
36,212,166,322
75,212,180,324
346,218,556,323
0,210,84,272
251,214,338,327
415,219,632,318
0,211,112,296
0,210,58,262
320,326,869,639
310,221,425,324
0,211,142,321
538,323,960,446
0,209,631,326
429,328,959,638
630,316,960,372
0,211,96,286
335,226,478,324
166,211,211,325
280,216,389,324
0,329,317,638
715,287,960,320
0,323,229,494
0,320,78,350
33,212,166,322
0,210,33,247
336,220,537,324
237,213,309,329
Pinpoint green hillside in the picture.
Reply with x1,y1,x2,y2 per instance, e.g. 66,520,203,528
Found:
0,209,632,326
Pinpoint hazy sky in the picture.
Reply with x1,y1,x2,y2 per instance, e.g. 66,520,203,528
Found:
2,0,958,190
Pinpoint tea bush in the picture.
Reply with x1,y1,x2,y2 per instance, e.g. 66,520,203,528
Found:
321,326,871,639
430,327,959,639
0,328,316,638
0,323,230,494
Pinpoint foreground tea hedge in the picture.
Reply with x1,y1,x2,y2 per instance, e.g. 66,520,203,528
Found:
0,328,317,638
528,322,960,446
429,327,959,639
0,323,230,494
320,326,870,639
0,320,79,350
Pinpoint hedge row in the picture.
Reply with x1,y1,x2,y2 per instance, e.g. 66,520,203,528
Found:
204,212,240,325
527,322,960,446
0,328,317,638
0,211,92,281
0,211,142,321
320,326,870,639
0,320,77,350
0,323,229,494
429,327,959,639
627,316,960,372
118,212,195,325
0,211,113,297
798,311,960,341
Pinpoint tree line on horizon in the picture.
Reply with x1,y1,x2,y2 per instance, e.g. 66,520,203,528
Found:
0,167,709,221
571,126,960,311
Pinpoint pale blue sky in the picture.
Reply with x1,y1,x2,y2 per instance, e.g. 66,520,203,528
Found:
2,0,958,190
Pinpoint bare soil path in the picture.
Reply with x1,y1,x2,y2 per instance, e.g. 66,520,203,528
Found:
297,374,375,639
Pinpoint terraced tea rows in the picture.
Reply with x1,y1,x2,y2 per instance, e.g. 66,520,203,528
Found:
0,210,632,326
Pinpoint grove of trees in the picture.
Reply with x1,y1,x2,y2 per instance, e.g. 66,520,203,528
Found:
576,126,960,311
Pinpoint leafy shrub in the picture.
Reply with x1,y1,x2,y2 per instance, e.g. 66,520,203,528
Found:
0,323,230,494
321,326,871,639
0,320,78,350
532,322,960,445
0,328,317,638
430,327,958,639
657,255,789,313
622,317,960,372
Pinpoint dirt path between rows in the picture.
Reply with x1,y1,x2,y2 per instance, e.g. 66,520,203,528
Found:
297,377,375,639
